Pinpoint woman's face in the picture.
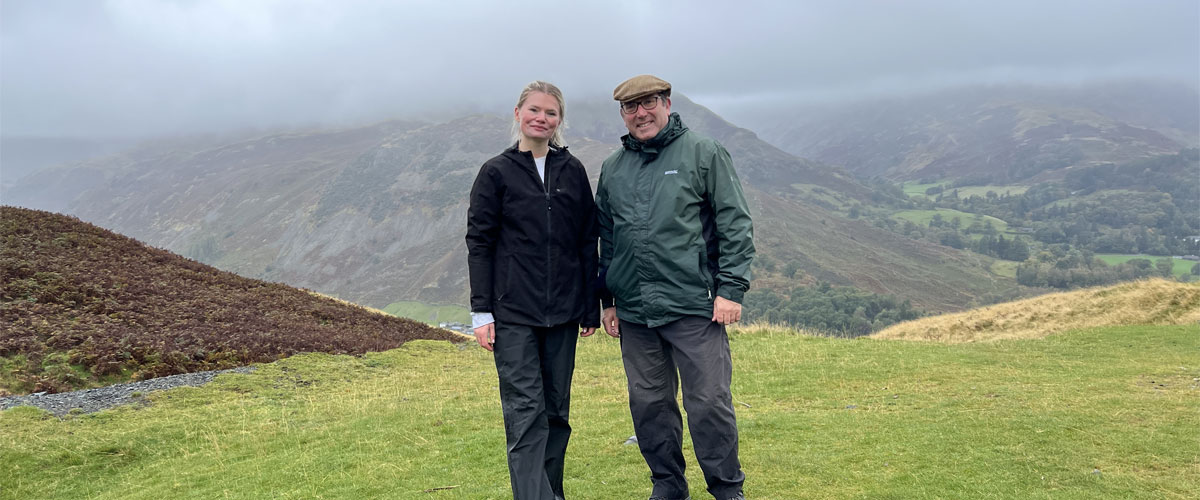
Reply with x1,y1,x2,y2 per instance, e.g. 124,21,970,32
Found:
514,91,561,142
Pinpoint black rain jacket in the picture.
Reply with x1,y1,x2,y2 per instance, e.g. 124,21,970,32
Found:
466,143,600,328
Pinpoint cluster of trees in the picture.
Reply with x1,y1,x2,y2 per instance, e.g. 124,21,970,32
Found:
856,149,1200,291
742,282,923,336
885,215,1032,262
1014,248,1188,289
922,150,1199,256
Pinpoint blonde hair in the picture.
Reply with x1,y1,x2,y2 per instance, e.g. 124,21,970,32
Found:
512,81,567,148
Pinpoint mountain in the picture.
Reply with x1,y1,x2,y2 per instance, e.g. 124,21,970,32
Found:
0,136,138,195
0,206,463,395
4,95,1018,314
745,81,1199,183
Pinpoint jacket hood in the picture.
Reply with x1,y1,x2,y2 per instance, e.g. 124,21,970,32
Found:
621,112,687,160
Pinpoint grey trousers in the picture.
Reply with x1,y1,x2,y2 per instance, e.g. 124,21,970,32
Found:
619,315,745,500
493,321,578,500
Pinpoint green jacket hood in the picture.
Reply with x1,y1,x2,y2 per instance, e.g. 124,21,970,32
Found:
620,112,687,160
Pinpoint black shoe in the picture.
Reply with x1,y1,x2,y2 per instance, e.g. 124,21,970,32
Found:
722,494,745,500
647,496,690,500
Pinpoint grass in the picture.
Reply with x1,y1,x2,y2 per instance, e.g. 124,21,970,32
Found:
990,259,1020,278
789,183,854,210
382,301,471,325
1095,254,1196,279
3,322,1198,499
901,182,1028,199
873,279,1200,343
891,208,1011,234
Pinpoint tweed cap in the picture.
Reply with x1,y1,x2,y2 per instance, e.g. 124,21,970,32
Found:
613,75,671,102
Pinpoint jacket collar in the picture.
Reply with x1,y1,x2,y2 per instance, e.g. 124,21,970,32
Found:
502,142,569,188
620,112,687,160
503,142,569,163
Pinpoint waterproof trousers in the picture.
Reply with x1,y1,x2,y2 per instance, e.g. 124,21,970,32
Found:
619,315,745,500
493,321,578,500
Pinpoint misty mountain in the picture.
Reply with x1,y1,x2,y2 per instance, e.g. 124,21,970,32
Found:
5,94,1019,313
0,136,139,200
744,81,1199,183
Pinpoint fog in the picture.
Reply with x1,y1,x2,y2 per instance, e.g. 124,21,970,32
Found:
2,0,1197,139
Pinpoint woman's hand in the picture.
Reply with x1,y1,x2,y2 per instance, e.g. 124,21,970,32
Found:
474,323,495,351
580,327,597,337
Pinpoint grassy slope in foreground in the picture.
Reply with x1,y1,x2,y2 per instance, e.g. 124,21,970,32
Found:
2,324,1197,499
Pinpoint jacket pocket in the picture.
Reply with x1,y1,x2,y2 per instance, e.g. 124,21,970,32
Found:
494,256,512,303
698,251,714,299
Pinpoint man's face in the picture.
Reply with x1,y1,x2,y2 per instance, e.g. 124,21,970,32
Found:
621,94,671,142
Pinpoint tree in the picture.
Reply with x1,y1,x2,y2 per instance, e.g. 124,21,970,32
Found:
1155,257,1175,278
1007,237,1031,261
783,261,801,279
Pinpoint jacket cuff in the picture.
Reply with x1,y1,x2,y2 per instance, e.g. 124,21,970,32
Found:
717,287,745,304
470,312,495,329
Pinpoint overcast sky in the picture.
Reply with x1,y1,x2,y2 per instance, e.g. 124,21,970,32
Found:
2,0,1197,138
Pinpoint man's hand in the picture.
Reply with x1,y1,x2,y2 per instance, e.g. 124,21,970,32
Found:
601,307,620,337
474,323,495,351
580,327,597,337
712,296,742,325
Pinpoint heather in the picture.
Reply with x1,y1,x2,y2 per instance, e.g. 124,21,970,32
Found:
0,206,463,395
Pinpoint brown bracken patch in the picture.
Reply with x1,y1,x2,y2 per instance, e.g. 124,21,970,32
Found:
1,206,464,394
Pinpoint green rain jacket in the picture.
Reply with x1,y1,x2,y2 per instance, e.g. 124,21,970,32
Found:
596,112,755,328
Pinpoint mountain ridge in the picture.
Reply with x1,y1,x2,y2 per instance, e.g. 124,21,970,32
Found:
744,81,1198,183
4,93,1015,312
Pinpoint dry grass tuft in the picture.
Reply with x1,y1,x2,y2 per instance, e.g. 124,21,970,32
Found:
871,278,1200,343
729,321,825,337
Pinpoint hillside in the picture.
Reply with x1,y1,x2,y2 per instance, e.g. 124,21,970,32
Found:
0,206,463,395
3,96,1015,313
872,278,1200,342
747,82,1198,183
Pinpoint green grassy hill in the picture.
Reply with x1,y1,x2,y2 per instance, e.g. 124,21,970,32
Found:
2,325,1196,499
3,279,1198,499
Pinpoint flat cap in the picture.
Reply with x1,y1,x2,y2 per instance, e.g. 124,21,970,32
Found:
613,74,671,102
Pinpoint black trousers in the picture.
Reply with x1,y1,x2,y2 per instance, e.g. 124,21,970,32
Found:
493,321,578,500
620,315,744,500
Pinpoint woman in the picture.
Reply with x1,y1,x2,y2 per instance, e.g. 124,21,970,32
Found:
465,81,600,500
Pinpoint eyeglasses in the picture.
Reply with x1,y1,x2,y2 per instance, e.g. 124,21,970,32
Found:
620,95,662,115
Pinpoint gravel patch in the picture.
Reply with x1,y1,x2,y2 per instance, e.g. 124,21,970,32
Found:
0,366,256,417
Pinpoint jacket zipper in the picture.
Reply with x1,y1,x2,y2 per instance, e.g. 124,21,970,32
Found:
544,159,553,327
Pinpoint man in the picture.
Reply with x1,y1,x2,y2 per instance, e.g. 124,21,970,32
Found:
595,75,754,500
